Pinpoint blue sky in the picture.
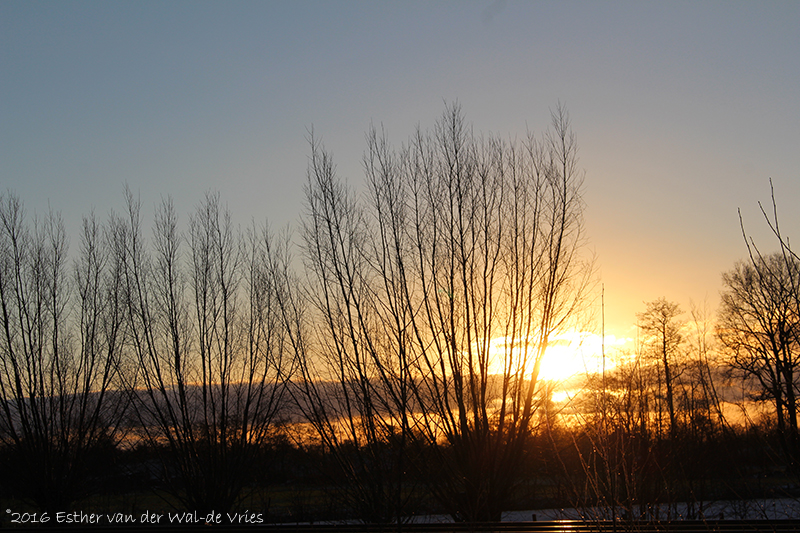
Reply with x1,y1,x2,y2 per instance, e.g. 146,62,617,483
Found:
2,0,799,337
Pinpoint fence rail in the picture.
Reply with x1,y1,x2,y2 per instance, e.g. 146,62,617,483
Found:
260,521,800,533
9,521,800,533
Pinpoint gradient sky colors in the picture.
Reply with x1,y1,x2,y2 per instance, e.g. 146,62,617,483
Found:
2,1,799,341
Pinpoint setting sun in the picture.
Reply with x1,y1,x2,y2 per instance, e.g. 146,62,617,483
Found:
489,332,630,382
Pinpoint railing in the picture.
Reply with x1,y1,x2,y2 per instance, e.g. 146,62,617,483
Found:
257,522,800,533
9,520,800,533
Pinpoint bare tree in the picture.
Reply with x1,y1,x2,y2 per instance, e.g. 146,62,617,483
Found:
684,302,726,437
0,193,127,511
113,189,290,513
718,253,800,465
283,132,417,523
398,104,591,522
292,103,591,522
637,298,683,440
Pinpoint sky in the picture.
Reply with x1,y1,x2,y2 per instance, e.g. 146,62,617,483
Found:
2,1,799,342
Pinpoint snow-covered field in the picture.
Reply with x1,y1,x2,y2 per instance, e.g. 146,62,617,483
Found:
401,499,800,523
502,499,800,522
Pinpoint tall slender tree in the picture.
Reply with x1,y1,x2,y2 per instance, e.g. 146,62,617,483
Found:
638,298,683,440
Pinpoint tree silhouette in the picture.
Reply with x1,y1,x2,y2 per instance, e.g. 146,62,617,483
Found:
290,103,591,522
0,193,127,511
719,253,800,467
112,189,291,513
638,298,683,440
719,181,800,472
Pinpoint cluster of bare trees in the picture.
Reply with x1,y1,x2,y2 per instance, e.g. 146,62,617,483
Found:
112,190,291,512
0,189,293,513
560,298,726,521
555,182,800,521
0,194,126,511
285,103,590,522
3,104,800,523
0,104,590,521
0,104,591,520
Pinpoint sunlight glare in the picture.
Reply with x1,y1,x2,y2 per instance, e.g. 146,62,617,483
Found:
488,332,630,382
539,331,631,381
